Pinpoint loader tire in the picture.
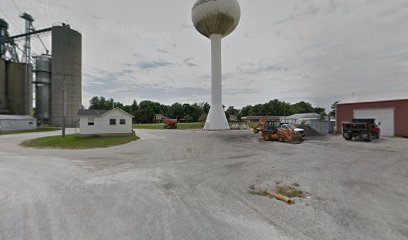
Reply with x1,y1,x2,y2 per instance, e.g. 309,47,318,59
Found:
367,133,373,142
263,132,271,141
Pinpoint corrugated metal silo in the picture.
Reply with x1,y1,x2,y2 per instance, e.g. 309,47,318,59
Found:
35,54,51,122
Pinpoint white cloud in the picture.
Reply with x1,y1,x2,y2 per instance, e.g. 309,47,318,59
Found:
2,0,408,110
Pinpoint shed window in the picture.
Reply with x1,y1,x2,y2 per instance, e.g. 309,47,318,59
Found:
110,119,116,125
120,119,126,125
88,118,95,126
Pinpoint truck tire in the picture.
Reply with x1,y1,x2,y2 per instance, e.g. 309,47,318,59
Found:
367,133,373,142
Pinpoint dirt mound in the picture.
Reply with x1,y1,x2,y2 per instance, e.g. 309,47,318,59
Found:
299,125,321,137
249,177,305,199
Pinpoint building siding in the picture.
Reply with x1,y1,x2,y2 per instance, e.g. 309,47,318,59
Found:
0,118,37,131
336,100,408,137
79,109,133,135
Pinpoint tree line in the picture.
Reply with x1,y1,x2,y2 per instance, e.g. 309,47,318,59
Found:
88,96,330,124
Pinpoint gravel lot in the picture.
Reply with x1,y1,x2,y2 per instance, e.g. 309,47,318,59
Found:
0,129,407,240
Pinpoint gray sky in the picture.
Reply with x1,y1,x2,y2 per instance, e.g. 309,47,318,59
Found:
2,0,408,110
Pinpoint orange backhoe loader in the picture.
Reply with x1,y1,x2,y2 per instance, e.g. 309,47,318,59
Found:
253,116,303,143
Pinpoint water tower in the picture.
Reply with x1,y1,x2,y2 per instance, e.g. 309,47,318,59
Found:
192,0,241,130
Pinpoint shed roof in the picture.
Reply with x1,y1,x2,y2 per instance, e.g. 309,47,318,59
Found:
78,109,109,116
287,113,320,119
338,92,408,105
78,108,134,118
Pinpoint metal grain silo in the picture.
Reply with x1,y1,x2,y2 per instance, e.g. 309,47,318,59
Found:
35,54,51,122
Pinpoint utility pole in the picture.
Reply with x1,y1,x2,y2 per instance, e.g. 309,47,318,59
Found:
62,75,66,138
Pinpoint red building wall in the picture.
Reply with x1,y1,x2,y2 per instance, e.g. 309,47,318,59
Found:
336,99,408,137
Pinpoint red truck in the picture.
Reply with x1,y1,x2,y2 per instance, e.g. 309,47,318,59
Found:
163,118,177,129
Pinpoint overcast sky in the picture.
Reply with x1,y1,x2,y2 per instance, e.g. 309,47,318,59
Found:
2,0,408,110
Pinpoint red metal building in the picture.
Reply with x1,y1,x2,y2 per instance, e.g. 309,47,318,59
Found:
336,96,408,137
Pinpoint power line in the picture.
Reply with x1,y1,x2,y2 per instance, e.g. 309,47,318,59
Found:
31,26,49,53
9,0,23,14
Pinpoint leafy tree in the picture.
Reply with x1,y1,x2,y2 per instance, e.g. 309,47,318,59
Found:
198,114,207,122
314,107,326,115
169,103,185,120
329,101,339,119
89,96,123,110
225,106,239,120
134,108,154,123
131,100,139,112
190,103,204,122
251,104,265,115
319,112,328,120
183,104,194,117
160,104,170,116
87,96,327,124
184,115,194,123
240,105,253,117
202,102,210,114
291,101,314,114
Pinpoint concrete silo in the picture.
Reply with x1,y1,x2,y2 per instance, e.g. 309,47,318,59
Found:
50,24,82,127
0,58,33,115
6,61,33,115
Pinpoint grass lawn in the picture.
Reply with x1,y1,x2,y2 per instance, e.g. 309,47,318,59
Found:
133,122,204,130
0,127,61,136
21,133,139,149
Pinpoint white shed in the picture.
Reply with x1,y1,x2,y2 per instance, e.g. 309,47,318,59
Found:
0,115,37,131
78,108,134,137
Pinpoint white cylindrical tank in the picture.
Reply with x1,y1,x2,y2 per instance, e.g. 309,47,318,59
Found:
192,0,241,130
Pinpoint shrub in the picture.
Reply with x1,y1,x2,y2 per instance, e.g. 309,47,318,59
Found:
198,114,207,122
184,115,194,123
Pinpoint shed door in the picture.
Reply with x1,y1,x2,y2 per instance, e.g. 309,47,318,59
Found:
353,108,394,136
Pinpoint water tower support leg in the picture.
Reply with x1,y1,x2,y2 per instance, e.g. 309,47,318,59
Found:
204,34,229,130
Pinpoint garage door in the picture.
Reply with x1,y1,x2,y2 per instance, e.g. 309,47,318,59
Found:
354,108,394,136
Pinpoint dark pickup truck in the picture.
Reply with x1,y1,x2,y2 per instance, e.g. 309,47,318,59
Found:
342,119,380,142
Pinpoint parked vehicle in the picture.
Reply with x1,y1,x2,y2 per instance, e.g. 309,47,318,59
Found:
342,119,380,142
280,123,305,138
253,116,303,143
163,118,177,129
